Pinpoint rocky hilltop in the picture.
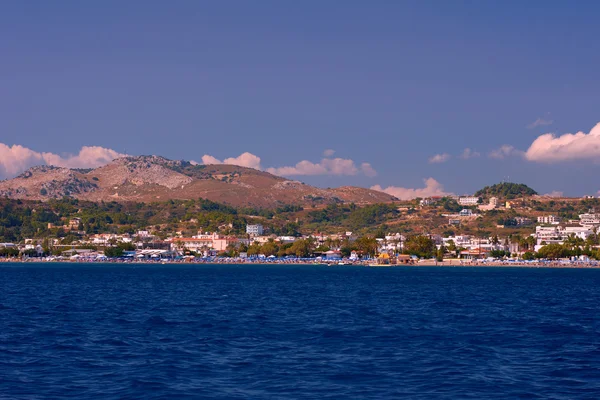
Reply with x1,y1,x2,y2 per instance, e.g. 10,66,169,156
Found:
0,156,396,207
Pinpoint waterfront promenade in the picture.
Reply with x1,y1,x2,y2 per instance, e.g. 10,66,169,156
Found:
1,256,599,268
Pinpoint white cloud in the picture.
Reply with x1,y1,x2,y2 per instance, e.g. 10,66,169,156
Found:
428,153,451,164
459,148,481,159
201,152,262,169
41,146,124,169
267,160,328,176
0,143,124,179
223,153,262,170
202,152,376,177
525,122,600,163
201,155,222,165
489,145,524,160
371,178,452,200
360,162,377,177
267,156,376,177
323,149,335,157
543,191,564,198
527,117,554,129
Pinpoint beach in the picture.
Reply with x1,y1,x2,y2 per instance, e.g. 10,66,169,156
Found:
2,257,599,268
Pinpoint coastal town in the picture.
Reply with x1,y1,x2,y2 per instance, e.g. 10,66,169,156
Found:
2,182,600,266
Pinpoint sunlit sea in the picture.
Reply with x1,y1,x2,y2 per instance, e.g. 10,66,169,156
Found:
1,263,600,399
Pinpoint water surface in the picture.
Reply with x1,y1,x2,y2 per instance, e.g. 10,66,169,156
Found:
1,264,600,399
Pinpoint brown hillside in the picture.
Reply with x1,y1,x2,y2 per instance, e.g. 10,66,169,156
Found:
0,156,396,207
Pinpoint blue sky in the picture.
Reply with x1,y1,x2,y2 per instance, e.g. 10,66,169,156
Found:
1,1,599,198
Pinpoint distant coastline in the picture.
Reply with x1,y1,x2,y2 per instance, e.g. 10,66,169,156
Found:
2,258,599,269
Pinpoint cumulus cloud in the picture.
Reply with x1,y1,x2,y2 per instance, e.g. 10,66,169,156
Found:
201,155,221,165
360,162,377,177
459,148,481,159
41,146,124,169
323,149,335,157
428,153,451,164
525,122,600,163
489,145,524,160
267,157,377,177
527,116,554,129
201,152,262,169
223,153,262,170
0,143,124,179
202,152,376,177
371,178,452,200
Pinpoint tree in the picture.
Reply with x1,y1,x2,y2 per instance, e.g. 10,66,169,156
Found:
104,247,124,257
522,251,536,260
446,239,456,253
404,235,436,258
247,242,262,256
288,238,315,258
536,243,569,259
354,236,379,257
224,243,239,257
490,250,508,258
436,244,445,262
340,241,354,257
261,239,279,256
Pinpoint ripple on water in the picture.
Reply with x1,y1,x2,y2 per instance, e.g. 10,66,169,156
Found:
1,264,600,399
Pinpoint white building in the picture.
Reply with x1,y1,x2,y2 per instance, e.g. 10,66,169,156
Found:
277,236,297,244
458,196,480,206
514,217,532,226
420,197,442,206
246,224,264,236
579,213,600,227
537,215,561,225
533,226,593,248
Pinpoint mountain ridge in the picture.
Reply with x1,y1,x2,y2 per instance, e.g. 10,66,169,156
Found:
0,156,397,207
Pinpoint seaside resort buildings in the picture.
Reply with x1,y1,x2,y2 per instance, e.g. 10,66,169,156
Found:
5,203,600,261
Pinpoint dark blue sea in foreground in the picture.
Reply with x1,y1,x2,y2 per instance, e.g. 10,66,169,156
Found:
2,264,600,399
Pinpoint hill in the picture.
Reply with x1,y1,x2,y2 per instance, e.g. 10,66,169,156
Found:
474,183,538,200
0,156,396,208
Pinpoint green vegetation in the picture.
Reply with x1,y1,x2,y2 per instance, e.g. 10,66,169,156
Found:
307,203,398,231
403,235,436,258
475,183,537,199
0,247,19,257
440,197,462,212
103,242,135,257
0,197,401,243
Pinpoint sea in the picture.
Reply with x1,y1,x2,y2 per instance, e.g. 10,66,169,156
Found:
1,263,600,399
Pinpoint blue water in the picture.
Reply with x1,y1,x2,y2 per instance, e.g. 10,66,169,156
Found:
1,264,600,399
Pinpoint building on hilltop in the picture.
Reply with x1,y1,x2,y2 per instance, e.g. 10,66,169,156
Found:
514,217,532,226
478,197,498,211
420,196,442,206
68,218,82,230
459,209,474,217
537,215,561,225
579,213,600,227
458,196,480,206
